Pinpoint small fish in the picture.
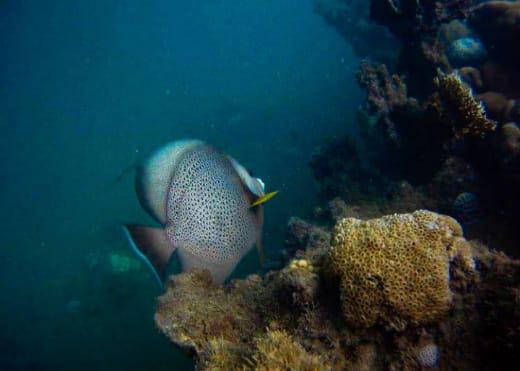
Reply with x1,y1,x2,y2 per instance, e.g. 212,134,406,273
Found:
123,140,276,286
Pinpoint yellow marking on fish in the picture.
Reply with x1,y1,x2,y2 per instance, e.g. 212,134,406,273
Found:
250,190,279,208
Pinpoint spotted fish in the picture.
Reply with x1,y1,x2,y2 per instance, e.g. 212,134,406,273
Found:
123,140,274,285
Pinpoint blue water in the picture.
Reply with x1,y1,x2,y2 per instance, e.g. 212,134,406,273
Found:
0,1,360,370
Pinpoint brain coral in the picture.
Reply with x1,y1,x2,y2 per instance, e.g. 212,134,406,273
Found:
326,210,465,330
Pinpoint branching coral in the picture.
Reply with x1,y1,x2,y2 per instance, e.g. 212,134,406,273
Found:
430,71,497,139
326,210,466,330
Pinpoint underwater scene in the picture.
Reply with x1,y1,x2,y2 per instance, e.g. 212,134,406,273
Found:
1,1,519,370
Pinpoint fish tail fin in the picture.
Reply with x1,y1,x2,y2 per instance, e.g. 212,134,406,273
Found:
122,224,175,287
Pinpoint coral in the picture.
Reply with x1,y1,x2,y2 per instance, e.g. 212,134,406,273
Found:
476,91,518,123
251,329,329,371
201,329,329,370
154,270,271,355
275,260,319,311
447,37,487,67
416,342,440,368
283,217,331,262
356,62,449,182
439,19,471,44
440,241,520,369
201,338,249,370
326,210,466,330
468,1,520,66
356,61,409,120
430,71,497,139
367,1,470,96
154,216,519,370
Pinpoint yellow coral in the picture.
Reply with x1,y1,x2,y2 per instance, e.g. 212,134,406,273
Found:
326,210,464,330
289,258,315,272
252,329,328,371
433,71,496,139
203,338,249,371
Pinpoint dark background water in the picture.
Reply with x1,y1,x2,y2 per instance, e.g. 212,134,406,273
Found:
0,1,360,369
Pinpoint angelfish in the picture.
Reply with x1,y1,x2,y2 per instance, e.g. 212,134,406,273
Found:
123,140,276,285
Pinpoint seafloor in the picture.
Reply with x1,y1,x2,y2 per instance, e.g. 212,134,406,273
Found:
153,1,520,370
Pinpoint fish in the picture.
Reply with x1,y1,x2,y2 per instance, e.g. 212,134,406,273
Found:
123,140,276,286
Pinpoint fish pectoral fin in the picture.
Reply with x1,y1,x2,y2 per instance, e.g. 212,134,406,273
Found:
250,190,279,208
122,224,175,286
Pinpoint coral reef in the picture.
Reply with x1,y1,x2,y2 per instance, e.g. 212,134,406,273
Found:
311,0,520,254
325,210,461,330
154,211,519,370
152,3,520,369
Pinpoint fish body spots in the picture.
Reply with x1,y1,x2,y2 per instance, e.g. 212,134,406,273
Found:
166,144,259,265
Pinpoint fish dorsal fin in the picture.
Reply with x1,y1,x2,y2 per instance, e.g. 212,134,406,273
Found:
228,156,264,197
135,140,203,224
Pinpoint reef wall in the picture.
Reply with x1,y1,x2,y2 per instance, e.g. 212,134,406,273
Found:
310,0,520,254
